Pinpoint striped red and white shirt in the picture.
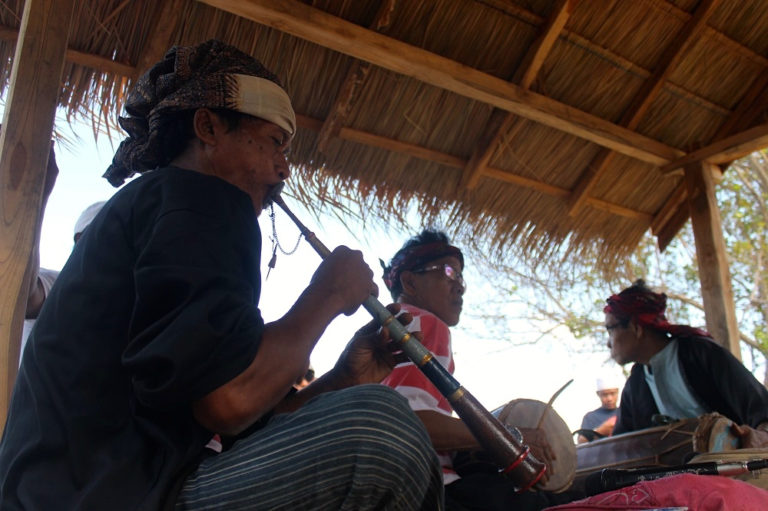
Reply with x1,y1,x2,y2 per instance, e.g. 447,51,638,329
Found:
381,303,458,484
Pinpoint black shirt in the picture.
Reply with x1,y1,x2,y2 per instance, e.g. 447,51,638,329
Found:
0,167,265,510
614,335,768,435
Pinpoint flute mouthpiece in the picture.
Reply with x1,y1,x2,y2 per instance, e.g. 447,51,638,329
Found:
263,182,285,209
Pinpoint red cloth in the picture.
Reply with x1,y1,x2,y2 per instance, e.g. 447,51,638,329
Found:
604,288,709,339
543,474,768,510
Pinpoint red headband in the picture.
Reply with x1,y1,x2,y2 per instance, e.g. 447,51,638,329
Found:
604,289,709,339
383,242,463,292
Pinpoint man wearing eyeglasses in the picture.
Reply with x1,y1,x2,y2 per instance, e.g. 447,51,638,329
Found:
605,280,768,448
380,230,575,511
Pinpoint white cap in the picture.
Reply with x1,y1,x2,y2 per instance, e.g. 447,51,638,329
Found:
596,376,620,392
74,201,107,236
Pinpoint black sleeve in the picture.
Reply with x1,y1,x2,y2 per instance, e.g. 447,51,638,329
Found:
681,337,768,428
613,364,658,435
123,176,265,409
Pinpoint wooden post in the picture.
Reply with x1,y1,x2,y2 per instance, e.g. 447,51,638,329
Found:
684,161,740,358
0,0,75,433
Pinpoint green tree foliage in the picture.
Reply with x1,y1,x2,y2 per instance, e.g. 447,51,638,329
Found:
471,150,768,384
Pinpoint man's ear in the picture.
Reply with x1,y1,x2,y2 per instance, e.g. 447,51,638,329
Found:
630,318,642,338
192,108,219,145
400,271,418,296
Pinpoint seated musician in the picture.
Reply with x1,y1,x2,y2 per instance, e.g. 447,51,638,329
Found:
0,40,444,510
381,230,582,511
577,377,620,443
605,280,768,448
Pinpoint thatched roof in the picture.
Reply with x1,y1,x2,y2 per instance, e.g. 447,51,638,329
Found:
2,0,767,266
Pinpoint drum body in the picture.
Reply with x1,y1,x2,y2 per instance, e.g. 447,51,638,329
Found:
494,399,576,492
459,398,577,492
574,413,740,491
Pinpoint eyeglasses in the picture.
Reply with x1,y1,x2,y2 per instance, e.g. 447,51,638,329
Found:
605,321,628,333
413,263,465,288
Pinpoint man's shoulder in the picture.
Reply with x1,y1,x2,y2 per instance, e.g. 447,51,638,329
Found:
400,304,450,334
675,335,727,360
117,167,254,219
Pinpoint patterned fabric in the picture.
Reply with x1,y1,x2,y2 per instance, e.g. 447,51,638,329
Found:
604,284,709,339
381,304,458,484
176,385,444,510
382,241,463,293
104,39,294,186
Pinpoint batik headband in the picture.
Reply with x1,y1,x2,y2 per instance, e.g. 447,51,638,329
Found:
104,40,295,186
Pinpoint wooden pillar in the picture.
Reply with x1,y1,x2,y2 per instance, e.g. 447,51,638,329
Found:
684,161,740,358
0,0,76,433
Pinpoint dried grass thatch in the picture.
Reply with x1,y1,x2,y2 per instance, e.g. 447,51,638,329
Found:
2,0,768,269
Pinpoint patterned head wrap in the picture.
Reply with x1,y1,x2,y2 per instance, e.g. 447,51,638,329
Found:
104,39,296,186
381,231,463,301
604,280,710,339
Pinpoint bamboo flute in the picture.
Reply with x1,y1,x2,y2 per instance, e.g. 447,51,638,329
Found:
272,194,546,492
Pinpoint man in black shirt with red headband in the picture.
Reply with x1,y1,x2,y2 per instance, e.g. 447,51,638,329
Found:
604,280,768,448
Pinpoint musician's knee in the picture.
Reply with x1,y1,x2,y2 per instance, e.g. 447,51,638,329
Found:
330,384,436,459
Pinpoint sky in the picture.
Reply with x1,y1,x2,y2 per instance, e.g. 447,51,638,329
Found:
33,113,624,437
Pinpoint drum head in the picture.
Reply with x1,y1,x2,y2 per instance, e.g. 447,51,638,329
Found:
494,398,576,493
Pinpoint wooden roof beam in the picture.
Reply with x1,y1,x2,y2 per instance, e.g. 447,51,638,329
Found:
297,113,651,222
133,0,186,79
483,0,767,95
198,0,684,166
659,122,768,175
458,0,575,191
651,70,768,250
0,26,136,77
315,0,395,155
567,0,721,216
640,0,768,69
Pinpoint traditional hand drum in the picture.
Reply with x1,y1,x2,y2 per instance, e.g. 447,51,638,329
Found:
453,399,575,492
574,413,740,491
493,399,576,492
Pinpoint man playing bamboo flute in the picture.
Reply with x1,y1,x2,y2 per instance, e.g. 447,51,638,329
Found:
380,230,582,511
606,280,768,447
0,40,443,510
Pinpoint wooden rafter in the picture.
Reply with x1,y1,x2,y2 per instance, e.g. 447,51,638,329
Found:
197,0,684,166
458,0,575,191
315,0,395,155
652,70,768,250
133,0,186,79
566,0,721,216
482,0,768,91
0,27,136,77
297,114,651,222
660,122,768,174
639,0,768,69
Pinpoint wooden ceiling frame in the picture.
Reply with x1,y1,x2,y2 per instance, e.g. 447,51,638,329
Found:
298,113,653,223
315,0,396,155
197,0,685,166
651,70,768,250
566,0,722,217
457,0,576,192
133,0,187,80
